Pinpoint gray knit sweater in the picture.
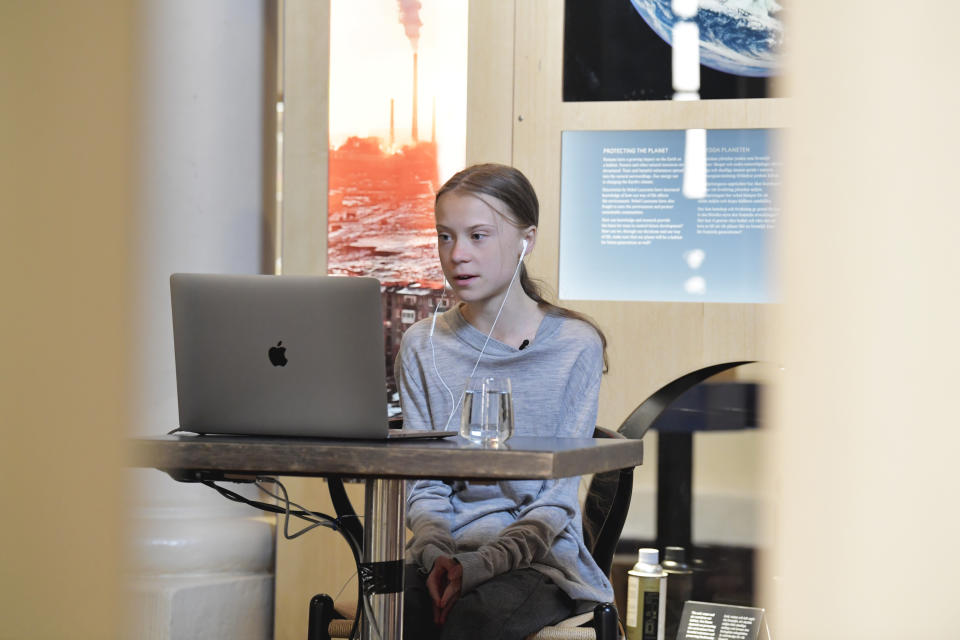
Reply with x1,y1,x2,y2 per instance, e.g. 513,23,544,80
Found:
395,305,614,604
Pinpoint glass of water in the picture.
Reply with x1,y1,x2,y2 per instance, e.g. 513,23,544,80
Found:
460,376,514,447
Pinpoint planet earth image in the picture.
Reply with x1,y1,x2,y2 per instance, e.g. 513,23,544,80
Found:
629,0,783,77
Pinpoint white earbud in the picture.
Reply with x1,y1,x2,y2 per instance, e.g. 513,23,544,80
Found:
520,238,528,258
430,277,450,337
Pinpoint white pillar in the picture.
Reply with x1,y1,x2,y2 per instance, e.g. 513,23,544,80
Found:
129,1,276,638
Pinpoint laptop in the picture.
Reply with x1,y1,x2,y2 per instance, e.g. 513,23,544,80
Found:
170,273,455,440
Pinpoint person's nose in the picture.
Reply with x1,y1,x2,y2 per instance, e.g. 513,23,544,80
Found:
449,237,470,264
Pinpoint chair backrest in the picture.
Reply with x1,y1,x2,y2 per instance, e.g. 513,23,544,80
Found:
581,426,635,577
617,362,754,440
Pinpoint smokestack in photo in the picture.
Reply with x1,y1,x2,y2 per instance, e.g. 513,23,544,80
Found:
412,52,419,143
397,0,422,144
397,0,422,52
390,98,395,148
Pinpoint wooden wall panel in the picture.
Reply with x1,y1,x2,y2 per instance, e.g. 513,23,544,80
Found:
561,98,789,132
510,0,781,534
465,0,515,165
281,0,329,276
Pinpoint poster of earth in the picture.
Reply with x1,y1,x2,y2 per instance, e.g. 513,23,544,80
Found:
563,0,783,101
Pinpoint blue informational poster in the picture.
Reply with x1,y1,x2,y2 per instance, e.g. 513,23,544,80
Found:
559,129,781,303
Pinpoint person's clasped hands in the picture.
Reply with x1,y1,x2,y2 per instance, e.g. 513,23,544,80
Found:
426,555,462,625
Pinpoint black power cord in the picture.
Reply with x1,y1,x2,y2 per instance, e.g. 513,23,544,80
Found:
198,477,369,640
326,477,365,640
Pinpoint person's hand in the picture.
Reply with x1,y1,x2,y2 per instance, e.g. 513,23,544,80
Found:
426,555,462,625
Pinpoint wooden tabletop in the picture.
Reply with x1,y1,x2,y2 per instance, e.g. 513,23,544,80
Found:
130,434,643,481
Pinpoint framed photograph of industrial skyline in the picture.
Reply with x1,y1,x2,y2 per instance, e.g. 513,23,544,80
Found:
328,0,467,415
563,0,783,101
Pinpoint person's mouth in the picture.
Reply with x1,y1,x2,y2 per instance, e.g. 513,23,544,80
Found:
453,274,478,286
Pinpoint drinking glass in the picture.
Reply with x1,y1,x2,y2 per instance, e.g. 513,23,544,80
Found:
460,376,514,447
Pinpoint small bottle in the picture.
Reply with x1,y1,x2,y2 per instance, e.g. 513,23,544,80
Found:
662,546,694,640
625,548,666,640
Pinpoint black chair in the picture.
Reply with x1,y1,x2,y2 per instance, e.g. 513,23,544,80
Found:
527,425,632,640
308,426,635,640
617,361,756,553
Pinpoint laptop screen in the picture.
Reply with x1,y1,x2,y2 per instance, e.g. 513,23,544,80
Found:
170,274,389,438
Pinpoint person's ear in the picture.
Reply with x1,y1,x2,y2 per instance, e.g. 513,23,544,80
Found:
520,227,537,257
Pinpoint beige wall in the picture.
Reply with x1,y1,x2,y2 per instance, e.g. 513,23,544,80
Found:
0,2,135,637
767,1,960,637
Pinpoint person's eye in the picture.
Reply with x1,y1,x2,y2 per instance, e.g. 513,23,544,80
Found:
437,233,451,243
471,232,487,241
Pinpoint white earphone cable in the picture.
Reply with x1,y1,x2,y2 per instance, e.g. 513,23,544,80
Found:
429,295,456,427
438,243,526,430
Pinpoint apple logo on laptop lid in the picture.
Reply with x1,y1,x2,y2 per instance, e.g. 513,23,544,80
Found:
268,341,288,367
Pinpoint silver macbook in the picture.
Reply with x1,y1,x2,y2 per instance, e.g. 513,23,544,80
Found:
170,273,454,439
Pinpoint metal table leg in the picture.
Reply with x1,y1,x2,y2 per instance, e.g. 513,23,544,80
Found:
362,478,405,640
656,431,692,552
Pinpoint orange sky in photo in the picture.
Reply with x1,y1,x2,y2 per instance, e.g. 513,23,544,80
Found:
329,0,467,183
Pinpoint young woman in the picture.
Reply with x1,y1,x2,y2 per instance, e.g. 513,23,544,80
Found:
395,164,612,640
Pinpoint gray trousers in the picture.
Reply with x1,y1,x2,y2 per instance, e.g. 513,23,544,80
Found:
403,564,586,640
